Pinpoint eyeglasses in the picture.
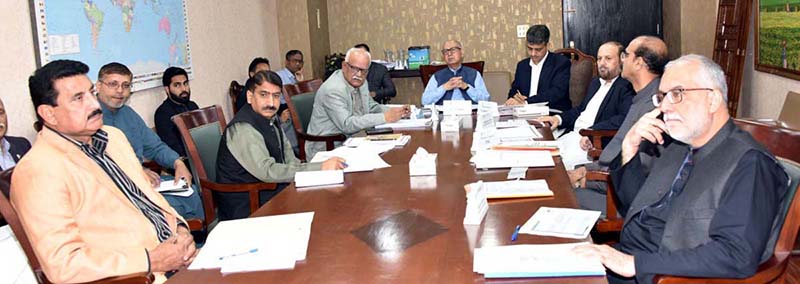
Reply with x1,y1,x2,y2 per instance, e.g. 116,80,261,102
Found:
441,47,462,55
290,58,304,64
99,80,132,90
345,62,369,75
652,88,713,106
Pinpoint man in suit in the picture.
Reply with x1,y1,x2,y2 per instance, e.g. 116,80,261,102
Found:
0,98,31,171
354,43,396,104
536,41,634,170
505,24,572,113
421,40,490,105
154,67,199,157
12,60,196,283
574,55,788,283
306,48,409,159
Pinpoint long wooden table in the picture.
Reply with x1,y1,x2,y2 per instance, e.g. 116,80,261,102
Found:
169,118,607,283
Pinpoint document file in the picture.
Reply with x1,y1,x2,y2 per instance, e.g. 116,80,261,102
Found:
295,170,344,188
470,150,554,169
464,180,553,199
473,242,606,278
520,207,601,239
311,147,391,173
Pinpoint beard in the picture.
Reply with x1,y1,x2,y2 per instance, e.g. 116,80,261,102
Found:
169,91,191,104
665,112,708,144
598,66,619,80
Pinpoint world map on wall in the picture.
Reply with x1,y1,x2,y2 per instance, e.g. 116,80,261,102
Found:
33,0,193,90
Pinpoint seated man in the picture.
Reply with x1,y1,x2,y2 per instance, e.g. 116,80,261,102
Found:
277,50,305,86
354,43,396,104
96,62,203,220
536,41,634,170
306,48,409,158
421,40,490,105
13,60,196,283
235,57,271,112
574,55,788,283
216,70,345,220
505,24,572,113
155,66,199,157
0,97,31,171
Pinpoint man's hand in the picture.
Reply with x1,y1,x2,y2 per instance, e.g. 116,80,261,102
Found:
621,108,665,165
143,168,161,188
321,157,346,170
568,167,587,188
579,136,594,151
504,92,527,106
148,229,195,272
505,97,522,106
572,244,636,277
175,226,197,267
443,77,463,91
173,159,193,188
294,71,304,82
383,107,406,123
535,115,560,130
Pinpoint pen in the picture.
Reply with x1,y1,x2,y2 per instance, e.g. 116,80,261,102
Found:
218,248,259,260
511,225,521,241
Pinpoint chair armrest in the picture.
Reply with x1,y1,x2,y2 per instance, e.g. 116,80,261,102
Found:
142,161,163,174
84,272,154,284
198,178,278,225
185,218,203,231
579,128,618,159
296,132,347,152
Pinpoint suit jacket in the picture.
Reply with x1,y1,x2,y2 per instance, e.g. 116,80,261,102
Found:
559,77,634,135
366,63,396,103
6,136,31,164
11,126,183,284
508,53,572,112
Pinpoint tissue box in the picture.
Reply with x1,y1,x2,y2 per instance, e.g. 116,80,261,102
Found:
409,152,437,176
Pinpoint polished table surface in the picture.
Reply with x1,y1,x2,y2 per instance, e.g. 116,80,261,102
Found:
169,118,607,283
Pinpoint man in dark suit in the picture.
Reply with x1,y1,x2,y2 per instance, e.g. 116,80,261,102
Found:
536,41,634,170
505,24,572,112
0,97,32,171
354,43,396,104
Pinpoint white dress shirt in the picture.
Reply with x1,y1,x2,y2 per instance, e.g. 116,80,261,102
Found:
0,138,17,170
573,76,618,131
528,51,549,97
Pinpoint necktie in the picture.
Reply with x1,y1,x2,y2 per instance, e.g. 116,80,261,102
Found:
352,88,365,116
639,149,695,220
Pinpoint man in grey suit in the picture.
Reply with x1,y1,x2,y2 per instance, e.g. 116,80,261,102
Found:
306,48,409,158
573,55,788,283
354,43,396,104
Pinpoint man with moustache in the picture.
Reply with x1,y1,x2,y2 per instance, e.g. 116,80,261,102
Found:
306,48,409,158
277,50,305,86
0,97,32,171
573,55,788,283
505,24,572,113
421,40,490,105
536,41,634,170
216,70,346,220
96,62,203,221
13,60,196,284
155,67,199,157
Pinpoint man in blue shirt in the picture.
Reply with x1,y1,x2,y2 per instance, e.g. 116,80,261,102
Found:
277,50,305,87
96,62,203,220
421,40,489,105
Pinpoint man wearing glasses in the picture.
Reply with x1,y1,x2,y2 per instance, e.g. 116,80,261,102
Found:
573,55,788,283
306,48,409,159
421,40,489,105
96,62,203,221
277,50,305,86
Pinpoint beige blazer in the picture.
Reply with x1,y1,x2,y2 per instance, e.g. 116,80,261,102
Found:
11,126,183,284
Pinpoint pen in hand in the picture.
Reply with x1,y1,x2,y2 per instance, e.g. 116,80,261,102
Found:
218,248,259,260
511,225,521,241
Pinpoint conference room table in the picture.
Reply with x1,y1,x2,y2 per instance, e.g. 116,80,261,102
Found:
169,116,607,284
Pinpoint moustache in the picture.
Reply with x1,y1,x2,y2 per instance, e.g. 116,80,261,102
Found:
351,76,363,82
663,113,683,122
262,106,278,112
88,109,103,119
180,91,190,97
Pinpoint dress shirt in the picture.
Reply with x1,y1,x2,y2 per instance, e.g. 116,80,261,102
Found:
420,66,490,105
572,76,618,131
101,103,180,168
0,138,15,170
529,51,549,97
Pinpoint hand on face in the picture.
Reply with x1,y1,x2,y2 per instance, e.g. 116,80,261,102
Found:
621,108,666,165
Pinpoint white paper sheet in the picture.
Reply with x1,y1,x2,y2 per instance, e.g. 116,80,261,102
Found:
311,147,391,173
474,242,606,278
295,170,344,187
519,207,601,239
466,179,552,199
470,150,554,169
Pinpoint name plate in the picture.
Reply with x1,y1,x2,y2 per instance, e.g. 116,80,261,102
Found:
443,100,472,116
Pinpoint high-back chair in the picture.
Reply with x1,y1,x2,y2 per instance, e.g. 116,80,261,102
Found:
228,80,243,114
0,168,153,284
554,48,597,108
282,91,346,161
419,61,485,86
654,119,800,283
171,105,277,227
296,78,323,94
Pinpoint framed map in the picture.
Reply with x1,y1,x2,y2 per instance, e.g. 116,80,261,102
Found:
755,0,800,80
30,0,193,91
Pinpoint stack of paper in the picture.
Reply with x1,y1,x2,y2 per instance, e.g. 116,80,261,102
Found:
464,180,552,199
375,118,433,129
311,146,391,173
495,119,529,129
157,178,193,197
520,207,601,239
343,135,411,149
189,212,315,274
494,126,542,143
295,170,344,188
492,140,560,156
470,150,554,169
513,104,550,118
473,243,606,278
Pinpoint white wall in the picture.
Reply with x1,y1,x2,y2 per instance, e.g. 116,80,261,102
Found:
0,0,282,142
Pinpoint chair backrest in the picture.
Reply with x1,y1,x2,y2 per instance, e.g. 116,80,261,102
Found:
483,71,512,104
779,91,800,129
419,61,485,86
228,81,243,114
172,105,227,184
553,48,597,108
296,79,323,94
0,168,48,284
284,91,317,134
283,84,302,97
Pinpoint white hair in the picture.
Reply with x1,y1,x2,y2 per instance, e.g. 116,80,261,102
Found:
665,54,728,102
345,47,371,63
